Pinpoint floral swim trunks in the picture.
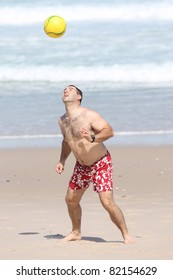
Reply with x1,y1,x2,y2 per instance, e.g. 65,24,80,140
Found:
69,151,113,193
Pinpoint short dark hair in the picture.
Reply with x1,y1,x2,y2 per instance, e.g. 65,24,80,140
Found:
69,85,83,103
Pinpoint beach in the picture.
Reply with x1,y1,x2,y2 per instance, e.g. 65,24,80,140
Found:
0,145,173,260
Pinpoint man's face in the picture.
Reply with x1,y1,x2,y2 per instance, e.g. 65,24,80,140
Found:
62,85,79,103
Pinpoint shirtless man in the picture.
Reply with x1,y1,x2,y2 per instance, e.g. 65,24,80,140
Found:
56,85,133,244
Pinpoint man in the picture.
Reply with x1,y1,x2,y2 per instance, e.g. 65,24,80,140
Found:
56,85,134,244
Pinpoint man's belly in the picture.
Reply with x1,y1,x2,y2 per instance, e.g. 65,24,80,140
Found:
70,141,108,166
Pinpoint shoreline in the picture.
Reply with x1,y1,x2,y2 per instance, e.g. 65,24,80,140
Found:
0,145,173,259
0,131,173,149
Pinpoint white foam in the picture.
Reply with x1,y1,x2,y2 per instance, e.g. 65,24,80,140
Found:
117,130,173,136
0,63,172,84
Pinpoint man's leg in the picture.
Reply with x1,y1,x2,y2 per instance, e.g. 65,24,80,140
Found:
98,190,134,244
63,188,87,241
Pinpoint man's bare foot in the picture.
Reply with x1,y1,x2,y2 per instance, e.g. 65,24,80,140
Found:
124,235,135,245
62,231,82,241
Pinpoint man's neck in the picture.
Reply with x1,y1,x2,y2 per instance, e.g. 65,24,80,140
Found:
65,102,81,117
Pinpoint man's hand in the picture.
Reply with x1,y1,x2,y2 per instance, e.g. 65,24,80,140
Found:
56,162,64,174
81,128,93,142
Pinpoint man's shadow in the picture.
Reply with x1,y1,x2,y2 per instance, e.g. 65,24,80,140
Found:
18,232,124,243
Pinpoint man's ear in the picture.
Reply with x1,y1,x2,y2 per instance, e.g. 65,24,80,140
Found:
77,95,82,104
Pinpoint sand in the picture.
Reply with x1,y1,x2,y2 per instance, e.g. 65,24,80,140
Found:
0,145,173,260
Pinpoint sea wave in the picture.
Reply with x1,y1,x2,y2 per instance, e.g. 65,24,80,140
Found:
0,63,172,84
1,130,173,140
0,3,173,25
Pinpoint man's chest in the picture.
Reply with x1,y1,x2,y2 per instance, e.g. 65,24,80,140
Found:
62,117,91,139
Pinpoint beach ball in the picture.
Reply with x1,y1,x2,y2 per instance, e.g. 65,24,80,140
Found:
44,15,66,38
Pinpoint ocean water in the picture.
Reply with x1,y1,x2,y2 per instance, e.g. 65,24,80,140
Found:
0,0,173,148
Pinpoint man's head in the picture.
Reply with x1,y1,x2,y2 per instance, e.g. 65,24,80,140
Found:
63,85,83,104
70,85,83,104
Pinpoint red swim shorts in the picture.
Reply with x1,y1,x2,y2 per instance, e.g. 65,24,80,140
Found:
69,151,113,193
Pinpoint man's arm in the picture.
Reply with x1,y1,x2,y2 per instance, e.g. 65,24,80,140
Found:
56,139,71,174
81,110,114,143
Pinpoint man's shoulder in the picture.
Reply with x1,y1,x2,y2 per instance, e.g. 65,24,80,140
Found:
59,113,66,122
81,107,97,116
82,108,101,120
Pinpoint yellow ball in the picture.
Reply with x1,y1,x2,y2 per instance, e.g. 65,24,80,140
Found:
44,15,66,38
